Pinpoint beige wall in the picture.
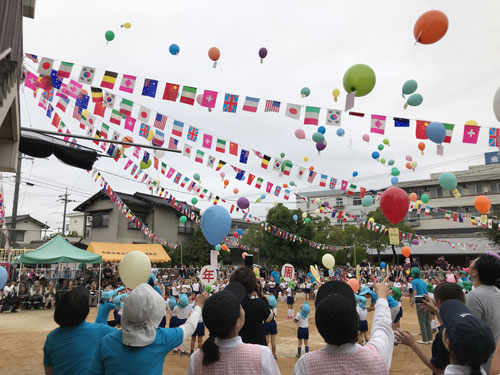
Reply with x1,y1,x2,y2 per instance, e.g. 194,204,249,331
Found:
66,213,84,236
7,219,44,244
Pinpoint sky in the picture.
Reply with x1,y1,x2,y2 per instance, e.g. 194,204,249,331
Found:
3,0,500,234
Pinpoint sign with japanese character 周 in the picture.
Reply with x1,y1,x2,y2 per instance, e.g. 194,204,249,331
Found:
199,265,217,286
281,263,295,282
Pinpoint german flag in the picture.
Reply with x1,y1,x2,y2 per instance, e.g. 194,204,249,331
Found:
261,155,271,169
91,87,103,103
101,71,118,89
215,160,226,171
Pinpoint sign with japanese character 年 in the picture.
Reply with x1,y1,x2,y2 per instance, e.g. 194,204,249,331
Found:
281,263,295,282
199,265,217,286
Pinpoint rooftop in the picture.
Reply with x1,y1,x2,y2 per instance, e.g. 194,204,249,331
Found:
4,215,49,229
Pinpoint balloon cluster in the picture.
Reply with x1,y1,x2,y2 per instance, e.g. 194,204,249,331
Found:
313,126,327,152
402,79,423,109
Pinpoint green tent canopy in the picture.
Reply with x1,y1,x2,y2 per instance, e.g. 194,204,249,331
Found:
15,235,102,264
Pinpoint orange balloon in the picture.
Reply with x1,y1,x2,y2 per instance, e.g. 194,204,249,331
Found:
402,246,411,258
474,195,491,215
409,193,417,202
242,251,248,260
221,244,228,251
418,142,425,151
208,47,220,62
224,179,229,186
347,278,360,293
414,10,449,45
283,184,288,188
308,166,314,171
406,162,412,170
80,89,88,96
122,136,134,148
233,188,239,194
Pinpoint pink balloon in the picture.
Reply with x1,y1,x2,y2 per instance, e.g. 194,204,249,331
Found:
196,94,203,106
405,155,412,161
362,134,370,142
295,129,306,140
220,172,225,178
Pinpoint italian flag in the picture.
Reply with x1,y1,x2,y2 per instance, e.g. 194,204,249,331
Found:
304,106,320,125
57,61,74,78
180,86,197,105
119,98,134,117
347,184,357,196
443,123,454,143
216,138,226,153
195,149,204,163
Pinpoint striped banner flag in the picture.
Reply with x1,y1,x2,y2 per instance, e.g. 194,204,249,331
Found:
154,113,167,130
264,100,280,113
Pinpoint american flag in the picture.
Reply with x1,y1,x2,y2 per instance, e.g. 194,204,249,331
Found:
154,113,167,130
264,100,280,113
25,53,39,63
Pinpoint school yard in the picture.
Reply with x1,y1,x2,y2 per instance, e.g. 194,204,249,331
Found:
0,295,430,374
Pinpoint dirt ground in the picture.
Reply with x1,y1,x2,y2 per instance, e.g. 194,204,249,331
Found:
0,294,431,374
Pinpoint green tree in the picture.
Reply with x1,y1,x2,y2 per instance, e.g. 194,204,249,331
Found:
486,210,500,245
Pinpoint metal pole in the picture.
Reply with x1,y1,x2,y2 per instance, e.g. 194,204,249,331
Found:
180,243,183,266
9,152,22,262
21,127,181,154
97,263,102,307
62,188,68,236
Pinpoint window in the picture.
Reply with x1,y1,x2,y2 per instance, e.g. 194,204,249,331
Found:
178,220,195,234
13,230,25,242
353,198,362,206
335,198,344,206
128,215,147,230
475,183,483,195
430,187,443,198
92,212,109,228
490,182,500,194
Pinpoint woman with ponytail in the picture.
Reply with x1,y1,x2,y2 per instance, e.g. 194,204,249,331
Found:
188,281,280,375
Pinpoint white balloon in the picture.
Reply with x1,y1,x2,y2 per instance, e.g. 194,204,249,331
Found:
494,86,500,123
322,253,335,269
154,149,165,158
119,251,151,289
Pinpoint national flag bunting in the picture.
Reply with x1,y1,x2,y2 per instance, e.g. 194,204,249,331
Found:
119,98,134,117
347,184,356,196
216,138,226,153
463,124,480,144
142,79,158,97
171,120,184,136
124,116,136,132
110,109,122,125
307,171,317,183
285,104,301,120
443,123,454,143
242,96,259,112
139,123,150,138
239,149,249,164
304,106,320,125
154,113,167,130
415,120,430,139
168,137,179,150
119,74,136,93
489,128,500,147
261,155,271,169
394,118,410,127
187,126,199,142
203,134,213,148
264,100,280,113
195,149,204,163
57,61,73,78
78,66,95,84
50,70,63,89
91,87,103,103
38,57,54,76
180,86,197,105
370,115,386,135
222,94,239,113
201,90,218,108
101,71,118,89
137,106,151,123
152,129,165,147
163,83,179,101
229,142,238,156
75,92,89,109
56,95,69,112
103,92,115,108
325,109,342,126
64,79,82,99
216,160,226,171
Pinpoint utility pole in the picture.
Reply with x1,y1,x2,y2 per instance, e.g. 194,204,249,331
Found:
58,188,76,236
10,152,22,245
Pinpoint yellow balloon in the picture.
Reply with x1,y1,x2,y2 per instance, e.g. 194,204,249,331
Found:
332,88,340,102
465,120,478,126
147,130,154,142
369,217,375,223
303,156,309,162
119,251,151,289
123,22,131,29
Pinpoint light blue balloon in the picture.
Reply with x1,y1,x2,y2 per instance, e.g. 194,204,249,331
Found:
201,206,232,245
215,244,222,251
380,262,386,269
425,122,446,144
388,159,395,166
0,266,7,290
293,214,298,222
362,196,374,207
402,80,418,95
438,172,457,191
237,228,243,235
336,128,345,137
289,181,295,186
169,43,180,55
260,194,266,199
391,176,399,185
318,126,326,134
352,171,358,177
407,93,423,107
371,151,380,159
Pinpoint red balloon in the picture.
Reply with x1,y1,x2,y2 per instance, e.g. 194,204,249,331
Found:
380,187,410,224
414,10,449,45
233,232,239,238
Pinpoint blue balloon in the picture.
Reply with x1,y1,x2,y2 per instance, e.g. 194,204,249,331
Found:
169,43,180,55
391,176,399,185
293,214,298,222
318,126,326,134
380,262,386,269
371,151,380,159
260,194,266,199
237,228,243,235
425,122,446,144
0,266,7,290
336,128,345,137
352,171,358,177
201,206,232,245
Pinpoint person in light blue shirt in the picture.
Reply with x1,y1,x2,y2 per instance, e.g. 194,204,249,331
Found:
270,267,280,298
409,267,432,344
94,287,124,325
43,287,115,375
89,283,207,375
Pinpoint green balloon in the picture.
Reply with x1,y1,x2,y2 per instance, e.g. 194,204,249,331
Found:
280,152,285,158
391,168,400,176
205,285,212,293
215,244,222,251
439,172,457,191
289,181,295,186
193,173,200,181
383,139,390,145
256,198,261,202
105,30,115,42
312,132,324,143
402,79,418,95
191,197,198,205
343,64,376,97
407,93,423,107
140,159,152,170
305,218,311,223
388,159,395,166
179,215,187,224
378,144,384,151
301,87,310,97
280,159,293,172
380,158,386,164
421,194,429,203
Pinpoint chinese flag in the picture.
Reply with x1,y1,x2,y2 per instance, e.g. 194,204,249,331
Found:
415,120,429,139
93,103,106,118
229,142,238,156
163,83,179,101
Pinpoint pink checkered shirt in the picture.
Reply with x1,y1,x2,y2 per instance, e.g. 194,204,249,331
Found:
192,342,262,375
304,344,388,375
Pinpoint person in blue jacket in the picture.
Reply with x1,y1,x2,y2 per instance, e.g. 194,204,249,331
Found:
43,287,115,375
94,286,124,326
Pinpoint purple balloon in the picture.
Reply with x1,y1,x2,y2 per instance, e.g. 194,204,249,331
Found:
316,140,327,151
323,201,329,207
259,47,268,59
412,239,419,245
237,197,250,210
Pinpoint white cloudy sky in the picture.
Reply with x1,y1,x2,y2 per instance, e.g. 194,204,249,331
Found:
3,0,500,234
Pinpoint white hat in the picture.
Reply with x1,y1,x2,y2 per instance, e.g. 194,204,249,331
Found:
121,283,165,347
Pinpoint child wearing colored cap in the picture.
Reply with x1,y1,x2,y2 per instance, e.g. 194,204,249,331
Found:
294,302,310,358
167,296,178,328
189,300,205,356
94,286,124,326
264,295,279,359
356,286,370,345
287,282,295,319
173,293,191,355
